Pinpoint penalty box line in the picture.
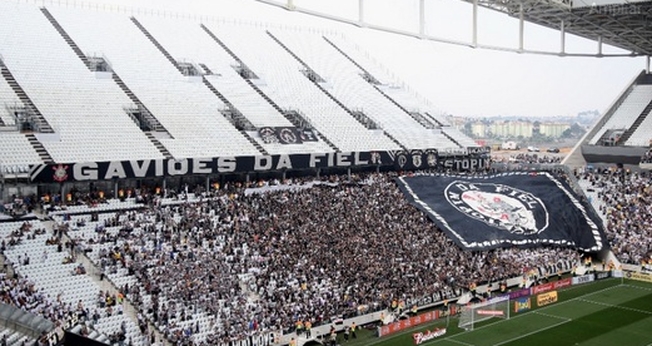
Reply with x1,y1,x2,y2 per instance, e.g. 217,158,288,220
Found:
576,298,652,315
492,317,572,346
490,311,573,346
622,283,652,292
531,311,572,321
446,339,476,346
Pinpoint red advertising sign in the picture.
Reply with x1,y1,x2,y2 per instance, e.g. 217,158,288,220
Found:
554,277,572,290
413,328,447,345
530,278,572,295
378,307,457,337
477,310,504,316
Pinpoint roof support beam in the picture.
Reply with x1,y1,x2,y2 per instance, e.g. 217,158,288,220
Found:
419,0,426,37
560,19,566,55
472,0,478,47
518,2,524,52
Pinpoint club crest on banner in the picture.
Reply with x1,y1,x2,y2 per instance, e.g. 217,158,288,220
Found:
397,152,408,168
411,150,423,168
425,149,437,168
444,181,549,235
52,164,69,183
279,128,298,144
258,127,277,144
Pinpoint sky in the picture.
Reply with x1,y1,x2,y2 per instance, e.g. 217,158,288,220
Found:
40,0,646,118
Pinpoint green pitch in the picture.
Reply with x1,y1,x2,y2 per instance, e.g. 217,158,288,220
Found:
340,278,652,346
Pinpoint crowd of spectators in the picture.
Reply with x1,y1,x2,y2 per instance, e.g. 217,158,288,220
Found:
641,149,652,164
0,195,36,219
578,168,652,265
59,171,581,345
0,223,75,346
0,221,138,346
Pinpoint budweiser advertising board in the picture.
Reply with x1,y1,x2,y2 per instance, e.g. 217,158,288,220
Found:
413,328,447,345
530,277,572,295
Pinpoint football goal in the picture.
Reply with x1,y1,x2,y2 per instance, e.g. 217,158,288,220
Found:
458,295,511,330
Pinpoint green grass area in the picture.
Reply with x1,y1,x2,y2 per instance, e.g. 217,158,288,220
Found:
337,278,652,346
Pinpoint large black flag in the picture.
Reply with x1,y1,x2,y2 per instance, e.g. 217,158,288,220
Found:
396,172,606,251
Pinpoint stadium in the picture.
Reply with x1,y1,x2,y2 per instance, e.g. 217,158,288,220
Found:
0,0,651,345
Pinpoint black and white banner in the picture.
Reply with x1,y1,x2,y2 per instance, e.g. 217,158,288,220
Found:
275,127,302,144
258,127,319,145
30,149,458,183
396,171,607,252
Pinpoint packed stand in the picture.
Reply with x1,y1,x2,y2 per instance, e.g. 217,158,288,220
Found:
641,148,652,164
577,168,652,265
58,172,581,346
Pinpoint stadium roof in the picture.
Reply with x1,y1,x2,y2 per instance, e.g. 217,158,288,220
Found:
257,0,652,57
465,0,652,56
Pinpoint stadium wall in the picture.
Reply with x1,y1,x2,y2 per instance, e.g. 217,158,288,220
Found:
580,145,648,165
63,331,109,346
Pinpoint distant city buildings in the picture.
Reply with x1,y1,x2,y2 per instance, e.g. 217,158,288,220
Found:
491,121,534,138
452,115,588,141
539,123,571,138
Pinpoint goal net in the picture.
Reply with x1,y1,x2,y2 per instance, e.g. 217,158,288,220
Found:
458,295,510,330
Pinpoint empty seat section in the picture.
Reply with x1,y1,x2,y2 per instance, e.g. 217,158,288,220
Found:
590,85,652,144
134,17,333,155
275,30,457,150
324,34,451,127
0,76,20,126
48,7,260,158
0,2,163,163
206,23,400,152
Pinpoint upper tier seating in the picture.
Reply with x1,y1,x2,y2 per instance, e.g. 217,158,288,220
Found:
624,107,652,147
272,30,460,150
324,35,451,127
0,134,42,175
0,2,164,163
589,84,652,145
0,76,19,127
134,17,334,155
204,23,401,152
48,6,261,158
0,1,480,170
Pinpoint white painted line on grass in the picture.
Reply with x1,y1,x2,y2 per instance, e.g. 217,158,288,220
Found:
532,311,572,321
577,298,652,315
446,338,476,346
623,284,652,292
492,318,572,346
